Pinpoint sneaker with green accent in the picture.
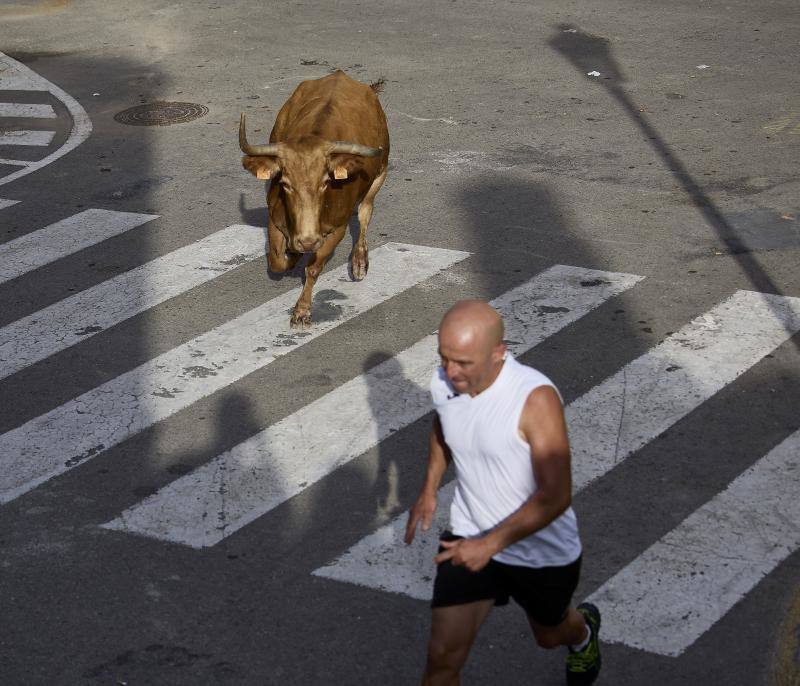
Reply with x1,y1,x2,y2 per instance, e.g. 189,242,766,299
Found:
566,602,602,685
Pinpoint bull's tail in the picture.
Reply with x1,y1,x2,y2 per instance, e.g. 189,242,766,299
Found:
370,78,386,94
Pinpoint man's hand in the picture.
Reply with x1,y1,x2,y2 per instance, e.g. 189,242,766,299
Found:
404,491,437,544
434,537,495,572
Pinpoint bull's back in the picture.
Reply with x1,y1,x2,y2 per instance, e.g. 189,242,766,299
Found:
271,71,389,157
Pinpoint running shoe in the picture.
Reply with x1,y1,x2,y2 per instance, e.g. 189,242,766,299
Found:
566,602,602,685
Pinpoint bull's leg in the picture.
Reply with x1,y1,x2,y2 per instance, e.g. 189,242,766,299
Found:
290,223,347,329
352,168,387,281
267,220,301,273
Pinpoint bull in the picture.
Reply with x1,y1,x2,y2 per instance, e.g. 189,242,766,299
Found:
239,70,390,328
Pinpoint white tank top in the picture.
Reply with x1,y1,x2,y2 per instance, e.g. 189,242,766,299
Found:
430,355,582,568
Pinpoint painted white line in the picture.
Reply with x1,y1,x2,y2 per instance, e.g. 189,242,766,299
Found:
588,428,800,656
0,198,19,210
313,484,454,599
0,209,158,284
313,290,800,600
0,130,56,146
0,103,56,118
0,52,92,187
0,243,469,504
567,290,800,491
104,266,642,548
0,224,266,380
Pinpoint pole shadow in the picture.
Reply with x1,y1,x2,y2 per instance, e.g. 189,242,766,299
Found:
549,24,798,348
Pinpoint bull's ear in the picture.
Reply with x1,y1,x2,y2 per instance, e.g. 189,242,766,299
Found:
242,156,280,180
327,154,364,181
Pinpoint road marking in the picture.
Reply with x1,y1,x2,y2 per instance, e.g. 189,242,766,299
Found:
588,428,800,657
0,103,57,118
0,198,19,210
103,265,642,547
0,130,56,146
0,224,265,380
0,209,158,285
313,290,800,601
0,52,92,187
0,243,468,504
567,290,800,491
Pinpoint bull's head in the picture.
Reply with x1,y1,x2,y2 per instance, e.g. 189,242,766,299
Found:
239,113,382,253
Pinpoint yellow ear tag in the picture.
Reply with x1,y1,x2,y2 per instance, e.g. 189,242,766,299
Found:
256,169,271,180
334,166,348,180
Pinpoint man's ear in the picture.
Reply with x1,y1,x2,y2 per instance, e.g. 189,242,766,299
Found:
492,342,507,364
242,156,281,180
327,154,365,181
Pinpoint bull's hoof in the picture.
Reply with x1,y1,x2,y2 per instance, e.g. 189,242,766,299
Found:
290,309,312,329
351,252,369,281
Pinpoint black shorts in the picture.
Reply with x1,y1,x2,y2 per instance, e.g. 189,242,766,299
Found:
431,532,582,627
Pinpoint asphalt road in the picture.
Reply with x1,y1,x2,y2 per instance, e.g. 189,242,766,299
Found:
1,0,799,684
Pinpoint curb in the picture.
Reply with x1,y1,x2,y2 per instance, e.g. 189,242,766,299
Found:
773,585,800,686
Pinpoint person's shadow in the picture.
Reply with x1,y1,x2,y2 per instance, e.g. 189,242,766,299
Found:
362,351,424,521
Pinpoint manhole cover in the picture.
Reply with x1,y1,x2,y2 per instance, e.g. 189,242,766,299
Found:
114,102,208,126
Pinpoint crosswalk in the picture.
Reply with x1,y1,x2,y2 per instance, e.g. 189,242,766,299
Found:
102,265,642,547
0,237,467,503
0,209,157,284
2,205,799,660
588,427,800,656
0,223,266,379
312,290,800,656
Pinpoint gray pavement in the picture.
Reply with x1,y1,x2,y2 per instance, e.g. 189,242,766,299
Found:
1,0,799,684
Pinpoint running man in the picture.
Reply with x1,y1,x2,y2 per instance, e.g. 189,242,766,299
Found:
405,300,601,685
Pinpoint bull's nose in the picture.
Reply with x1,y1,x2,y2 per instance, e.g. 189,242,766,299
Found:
295,237,323,253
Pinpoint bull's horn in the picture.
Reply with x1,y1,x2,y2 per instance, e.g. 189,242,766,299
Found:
239,113,280,156
328,141,383,157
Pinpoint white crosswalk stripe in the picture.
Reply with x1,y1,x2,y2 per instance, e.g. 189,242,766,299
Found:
568,290,800,491
102,265,641,547
0,130,56,146
0,209,158,284
0,198,19,210
0,103,57,118
0,224,265,380
0,243,468,504
588,427,800,656
312,290,800,654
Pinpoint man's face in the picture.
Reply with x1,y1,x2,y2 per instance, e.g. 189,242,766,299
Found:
437,326,504,397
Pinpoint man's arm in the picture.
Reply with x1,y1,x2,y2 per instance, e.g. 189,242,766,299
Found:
404,413,452,544
435,385,572,570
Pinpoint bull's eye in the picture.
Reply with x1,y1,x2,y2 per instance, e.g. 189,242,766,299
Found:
280,180,293,194
320,178,329,192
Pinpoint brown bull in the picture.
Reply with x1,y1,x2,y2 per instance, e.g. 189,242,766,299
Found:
239,70,390,328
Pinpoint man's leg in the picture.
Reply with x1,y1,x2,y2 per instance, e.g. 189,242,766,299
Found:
422,599,494,686
528,604,602,686
527,606,587,649
505,555,600,685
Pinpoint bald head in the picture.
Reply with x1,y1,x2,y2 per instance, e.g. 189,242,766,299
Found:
438,300,506,396
440,300,504,352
